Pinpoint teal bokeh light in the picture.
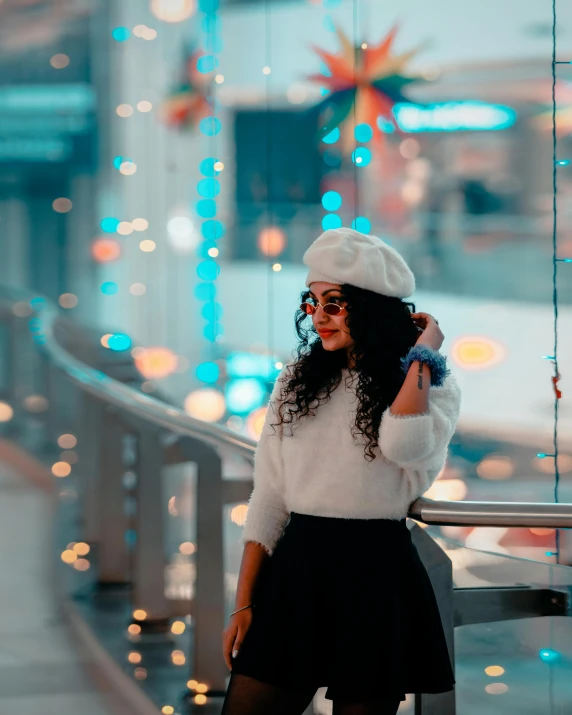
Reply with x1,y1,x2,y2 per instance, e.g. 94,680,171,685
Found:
196,361,220,383
197,178,221,198
101,217,120,233
108,333,131,351
321,191,342,211
112,27,130,42
201,13,220,33
203,322,223,342
197,55,219,73
322,128,340,144
355,123,373,142
202,219,225,240
377,116,395,133
199,0,219,11
352,217,371,233
199,158,222,177
196,259,221,281
200,116,222,136
101,281,118,295
322,213,342,230
227,351,279,379
30,297,46,310
194,282,217,301
196,240,218,259
28,317,42,333
201,301,224,321
352,147,372,167
196,199,217,218
539,648,560,663
225,378,266,414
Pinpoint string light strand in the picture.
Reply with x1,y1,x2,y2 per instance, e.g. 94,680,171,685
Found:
264,0,275,382
550,0,561,564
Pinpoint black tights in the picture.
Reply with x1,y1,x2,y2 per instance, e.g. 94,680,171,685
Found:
221,673,403,715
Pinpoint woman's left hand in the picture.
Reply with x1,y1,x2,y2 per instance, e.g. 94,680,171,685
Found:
411,312,444,351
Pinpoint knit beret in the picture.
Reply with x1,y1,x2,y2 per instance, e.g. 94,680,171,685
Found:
303,227,415,298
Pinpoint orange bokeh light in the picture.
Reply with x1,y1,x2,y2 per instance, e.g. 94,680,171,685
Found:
246,406,268,440
258,227,286,257
91,238,122,263
451,335,507,370
134,347,178,380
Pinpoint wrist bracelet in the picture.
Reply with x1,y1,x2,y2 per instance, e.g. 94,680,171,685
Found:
400,345,450,387
231,604,255,617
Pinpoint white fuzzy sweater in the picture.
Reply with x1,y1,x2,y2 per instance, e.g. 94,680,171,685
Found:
241,364,462,556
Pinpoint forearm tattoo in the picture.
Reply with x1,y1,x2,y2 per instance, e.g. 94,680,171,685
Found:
417,360,423,390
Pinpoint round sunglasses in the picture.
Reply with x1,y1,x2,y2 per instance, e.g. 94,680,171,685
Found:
299,300,346,316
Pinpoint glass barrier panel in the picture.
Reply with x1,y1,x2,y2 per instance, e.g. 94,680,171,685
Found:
427,527,572,714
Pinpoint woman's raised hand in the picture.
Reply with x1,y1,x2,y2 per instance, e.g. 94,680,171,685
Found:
411,312,444,351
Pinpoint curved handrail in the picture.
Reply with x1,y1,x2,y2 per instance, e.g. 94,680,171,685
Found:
5,283,572,530
410,497,572,528
37,298,257,460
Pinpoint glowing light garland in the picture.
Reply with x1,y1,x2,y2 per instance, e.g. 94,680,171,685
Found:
263,0,282,387
194,0,225,385
317,2,375,233
537,3,570,706
538,0,571,567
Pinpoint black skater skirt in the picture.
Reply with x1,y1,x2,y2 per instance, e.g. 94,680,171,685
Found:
231,512,455,702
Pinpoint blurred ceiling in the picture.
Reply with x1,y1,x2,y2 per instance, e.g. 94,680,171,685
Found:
0,0,300,83
0,0,92,53
0,0,294,58
0,0,94,84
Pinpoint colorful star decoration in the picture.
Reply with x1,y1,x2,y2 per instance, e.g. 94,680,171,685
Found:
161,48,214,130
309,25,424,152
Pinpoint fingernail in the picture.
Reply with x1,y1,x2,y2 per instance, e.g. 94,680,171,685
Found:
232,649,238,658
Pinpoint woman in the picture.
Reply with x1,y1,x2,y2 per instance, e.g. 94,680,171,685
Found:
221,227,462,715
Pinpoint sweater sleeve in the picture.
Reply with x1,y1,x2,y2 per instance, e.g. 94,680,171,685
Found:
240,365,291,556
378,370,462,496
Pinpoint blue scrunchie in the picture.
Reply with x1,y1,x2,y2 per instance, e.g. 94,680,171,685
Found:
400,344,450,387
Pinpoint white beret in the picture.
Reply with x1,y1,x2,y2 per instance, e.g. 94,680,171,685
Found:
303,227,415,298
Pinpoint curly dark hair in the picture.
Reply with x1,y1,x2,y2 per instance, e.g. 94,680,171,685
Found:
271,283,419,461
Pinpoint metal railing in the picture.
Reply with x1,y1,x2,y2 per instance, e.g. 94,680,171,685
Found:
2,284,571,715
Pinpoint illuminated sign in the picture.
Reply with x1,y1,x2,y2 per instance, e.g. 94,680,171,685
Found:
387,101,517,132
0,84,95,113
0,84,95,164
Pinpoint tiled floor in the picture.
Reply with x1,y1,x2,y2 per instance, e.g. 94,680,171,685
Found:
0,462,114,715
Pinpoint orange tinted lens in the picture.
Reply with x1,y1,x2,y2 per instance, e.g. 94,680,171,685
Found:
300,302,315,314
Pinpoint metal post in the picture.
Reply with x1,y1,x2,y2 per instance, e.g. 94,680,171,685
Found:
77,392,106,544
43,361,61,448
97,407,130,584
176,436,227,695
6,314,27,432
409,523,455,715
132,425,171,621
